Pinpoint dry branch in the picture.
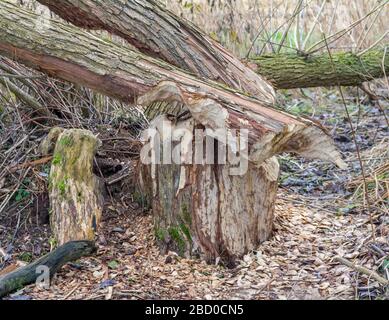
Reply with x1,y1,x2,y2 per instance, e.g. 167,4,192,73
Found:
335,256,389,286
0,76,48,115
0,241,96,298
6,156,53,174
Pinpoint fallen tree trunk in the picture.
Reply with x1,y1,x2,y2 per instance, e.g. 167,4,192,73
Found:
36,1,388,91
0,1,345,169
251,50,389,89
0,241,96,298
36,0,275,103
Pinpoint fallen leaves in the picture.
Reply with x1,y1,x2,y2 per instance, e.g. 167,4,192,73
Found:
3,189,387,300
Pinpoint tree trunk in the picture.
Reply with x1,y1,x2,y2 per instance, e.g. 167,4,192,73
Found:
251,50,389,89
36,0,275,103
36,1,388,91
0,2,344,169
45,128,103,245
0,241,96,298
139,116,279,266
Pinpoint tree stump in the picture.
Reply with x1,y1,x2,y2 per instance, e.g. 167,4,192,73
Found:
46,128,103,245
139,116,279,266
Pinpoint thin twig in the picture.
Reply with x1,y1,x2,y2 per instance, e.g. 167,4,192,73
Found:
335,256,388,286
323,34,376,241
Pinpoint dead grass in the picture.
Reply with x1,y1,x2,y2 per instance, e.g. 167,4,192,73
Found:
348,138,389,211
164,0,388,58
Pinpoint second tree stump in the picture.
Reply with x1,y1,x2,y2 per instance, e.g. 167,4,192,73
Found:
46,128,103,245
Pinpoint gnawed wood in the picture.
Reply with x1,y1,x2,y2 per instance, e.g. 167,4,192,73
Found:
47,128,103,245
0,2,346,169
0,241,96,298
139,116,279,265
138,81,347,169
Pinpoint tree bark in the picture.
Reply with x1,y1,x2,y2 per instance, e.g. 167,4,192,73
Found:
0,1,345,169
251,50,389,89
36,0,275,103
0,241,96,298
45,128,104,245
36,1,388,91
139,116,280,265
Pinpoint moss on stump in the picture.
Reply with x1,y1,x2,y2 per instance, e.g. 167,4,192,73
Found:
46,128,103,245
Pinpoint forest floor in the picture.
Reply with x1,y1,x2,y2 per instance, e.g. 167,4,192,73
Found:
0,87,388,300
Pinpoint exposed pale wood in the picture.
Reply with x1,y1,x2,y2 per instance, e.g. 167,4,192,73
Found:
0,1,345,169
47,128,103,245
139,116,279,265
0,241,96,298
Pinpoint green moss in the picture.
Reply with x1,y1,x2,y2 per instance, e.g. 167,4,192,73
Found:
180,203,191,226
18,252,33,263
59,135,73,147
52,153,62,166
155,227,167,242
179,223,192,242
168,226,186,254
57,176,69,196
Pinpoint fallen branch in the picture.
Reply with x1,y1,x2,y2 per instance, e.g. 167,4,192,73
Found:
0,241,96,298
0,76,49,115
106,166,132,186
334,256,389,286
252,50,389,89
6,156,53,174
251,49,389,89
